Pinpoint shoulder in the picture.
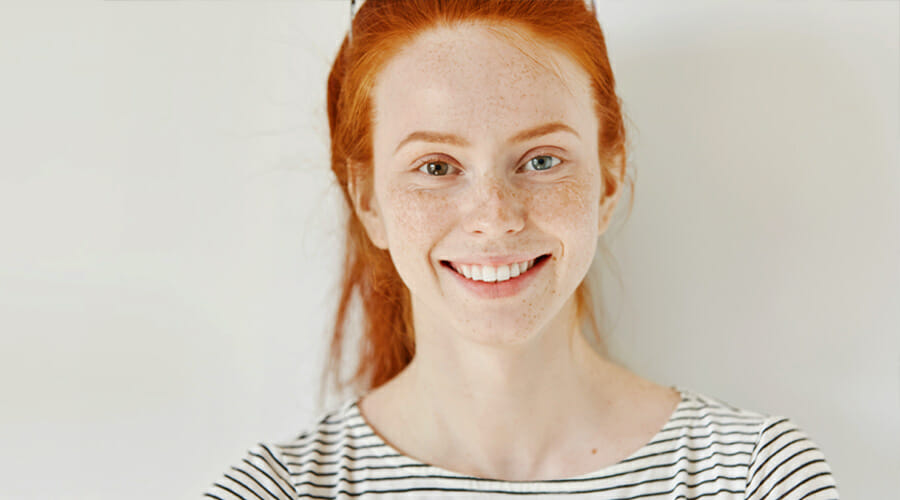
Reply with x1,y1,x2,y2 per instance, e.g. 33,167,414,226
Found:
667,386,773,449
744,414,840,499
204,398,363,500
671,387,840,499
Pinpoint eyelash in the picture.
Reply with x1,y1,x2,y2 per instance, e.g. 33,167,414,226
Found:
416,153,563,177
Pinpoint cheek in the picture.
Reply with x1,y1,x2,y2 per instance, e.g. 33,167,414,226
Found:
383,185,456,251
530,177,599,237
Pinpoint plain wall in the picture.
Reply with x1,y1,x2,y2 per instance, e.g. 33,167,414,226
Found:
0,1,896,498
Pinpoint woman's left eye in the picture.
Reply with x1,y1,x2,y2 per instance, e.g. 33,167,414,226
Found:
522,154,562,172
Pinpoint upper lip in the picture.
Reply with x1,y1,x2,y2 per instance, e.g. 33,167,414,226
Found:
441,253,549,266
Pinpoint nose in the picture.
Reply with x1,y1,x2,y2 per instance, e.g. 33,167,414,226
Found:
462,176,526,236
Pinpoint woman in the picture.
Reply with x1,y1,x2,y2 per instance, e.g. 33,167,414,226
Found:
206,0,839,498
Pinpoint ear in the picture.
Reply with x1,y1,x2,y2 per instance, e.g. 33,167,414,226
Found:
598,156,624,236
347,164,389,250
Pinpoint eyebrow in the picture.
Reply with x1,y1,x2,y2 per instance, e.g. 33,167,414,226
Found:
393,121,580,155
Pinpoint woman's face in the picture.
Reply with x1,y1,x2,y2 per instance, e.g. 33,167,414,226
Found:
355,23,618,344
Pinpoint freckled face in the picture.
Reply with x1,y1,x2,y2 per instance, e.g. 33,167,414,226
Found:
367,24,605,344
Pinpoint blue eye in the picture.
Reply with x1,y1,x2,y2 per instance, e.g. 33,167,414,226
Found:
419,160,457,176
523,155,561,172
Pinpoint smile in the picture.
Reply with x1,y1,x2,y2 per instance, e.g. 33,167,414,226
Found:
441,255,551,283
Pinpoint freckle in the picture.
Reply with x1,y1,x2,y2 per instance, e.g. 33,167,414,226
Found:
591,448,597,454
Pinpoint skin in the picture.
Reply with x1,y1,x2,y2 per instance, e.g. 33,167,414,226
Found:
350,23,680,481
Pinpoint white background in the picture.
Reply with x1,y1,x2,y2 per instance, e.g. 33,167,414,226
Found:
0,1,896,498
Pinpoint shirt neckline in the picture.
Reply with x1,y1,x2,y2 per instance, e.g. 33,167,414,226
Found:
347,384,690,483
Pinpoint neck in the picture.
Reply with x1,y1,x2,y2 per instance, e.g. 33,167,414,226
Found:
391,296,622,479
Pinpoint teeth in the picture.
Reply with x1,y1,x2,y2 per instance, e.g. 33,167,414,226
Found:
450,258,539,283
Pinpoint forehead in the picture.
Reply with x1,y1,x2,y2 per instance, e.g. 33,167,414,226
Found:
372,23,595,152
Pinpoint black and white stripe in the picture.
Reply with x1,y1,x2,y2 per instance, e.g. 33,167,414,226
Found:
205,387,839,499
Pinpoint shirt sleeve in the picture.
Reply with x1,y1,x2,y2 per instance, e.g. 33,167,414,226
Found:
745,416,840,499
204,443,298,500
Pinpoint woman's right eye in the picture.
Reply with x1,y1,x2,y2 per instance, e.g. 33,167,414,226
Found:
418,160,457,176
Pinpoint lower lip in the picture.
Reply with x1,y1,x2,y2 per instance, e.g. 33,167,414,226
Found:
442,256,550,299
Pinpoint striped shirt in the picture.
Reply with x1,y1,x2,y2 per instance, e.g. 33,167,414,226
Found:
204,386,840,499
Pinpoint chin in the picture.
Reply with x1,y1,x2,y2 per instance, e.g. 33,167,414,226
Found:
451,315,554,346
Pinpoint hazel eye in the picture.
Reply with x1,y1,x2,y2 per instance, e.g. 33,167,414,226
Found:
419,160,457,176
523,155,562,172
